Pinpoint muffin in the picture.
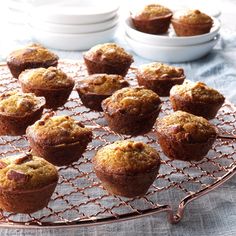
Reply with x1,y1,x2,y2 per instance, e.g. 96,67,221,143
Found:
0,153,58,213
131,4,173,34
7,43,59,79
170,80,225,119
156,111,217,161
101,87,161,135
83,43,133,77
93,140,161,197
136,62,185,96
19,67,75,109
26,115,92,166
171,10,213,36
0,90,45,136
76,74,129,111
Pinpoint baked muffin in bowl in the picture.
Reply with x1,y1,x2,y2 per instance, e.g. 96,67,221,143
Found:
170,80,225,119
136,62,185,96
26,115,92,166
0,90,45,136
93,140,161,198
131,4,173,34
83,43,133,77
102,87,162,135
156,111,217,162
76,74,129,111
7,43,59,79
19,67,75,109
171,9,213,36
0,153,58,213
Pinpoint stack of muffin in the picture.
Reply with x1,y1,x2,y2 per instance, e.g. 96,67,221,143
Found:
0,41,225,214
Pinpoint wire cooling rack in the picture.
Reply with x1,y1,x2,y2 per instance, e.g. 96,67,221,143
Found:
0,60,235,228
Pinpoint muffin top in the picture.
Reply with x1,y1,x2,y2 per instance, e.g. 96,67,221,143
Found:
77,74,129,95
102,87,161,115
0,153,58,191
7,43,59,64
84,43,133,64
19,67,74,89
27,115,92,146
170,80,225,103
0,90,45,116
93,140,160,175
156,111,217,143
137,62,185,80
173,9,213,25
133,4,172,20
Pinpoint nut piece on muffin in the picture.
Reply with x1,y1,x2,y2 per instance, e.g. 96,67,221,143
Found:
0,90,45,135
131,4,173,34
170,80,225,119
26,115,92,166
19,67,75,109
102,87,162,135
7,43,59,79
171,9,213,36
93,140,161,198
76,74,129,111
136,62,185,96
156,111,217,162
0,153,58,213
83,43,134,77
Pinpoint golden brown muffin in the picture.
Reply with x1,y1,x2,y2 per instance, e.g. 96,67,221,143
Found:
0,153,58,213
101,87,161,135
19,67,74,109
136,62,185,96
93,140,161,197
131,4,173,34
83,43,134,77
156,111,217,161
170,80,225,119
171,10,213,36
76,74,129,111
0,90,45,135
26,115,92,166
7,43,59,79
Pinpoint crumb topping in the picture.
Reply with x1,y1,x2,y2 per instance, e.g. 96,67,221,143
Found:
156,111,217,142
0,90,44,116
19,67,74,89
93,140,160,174
170,80,225,103
77,74,129,95
102,87,161,115
0,153,58,190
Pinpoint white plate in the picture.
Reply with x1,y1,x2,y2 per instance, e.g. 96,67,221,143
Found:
30,0,119,24
30,15,119,34
124,17,221,46
31,25,118,51
125,33,220,63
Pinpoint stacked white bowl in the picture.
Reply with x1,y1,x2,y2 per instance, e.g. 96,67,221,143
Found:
124,14,221,63
29,0,119,51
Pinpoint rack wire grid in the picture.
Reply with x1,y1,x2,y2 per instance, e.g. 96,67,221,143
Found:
0,60,235,228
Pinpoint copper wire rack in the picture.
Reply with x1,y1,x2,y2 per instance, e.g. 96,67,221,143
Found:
0,60,235,228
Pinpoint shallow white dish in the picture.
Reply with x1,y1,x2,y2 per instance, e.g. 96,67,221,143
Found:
31,25,117,51
125,17,220,46
125,33,220,63
30,0,119,25
30,15,119,34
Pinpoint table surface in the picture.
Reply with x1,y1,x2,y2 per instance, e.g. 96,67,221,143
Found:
0,0,235,235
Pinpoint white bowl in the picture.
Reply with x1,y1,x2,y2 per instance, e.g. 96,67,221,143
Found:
30,0,119,24
124,17,221,46
31,25,118,51
30,15,119,34
125,33,220,63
